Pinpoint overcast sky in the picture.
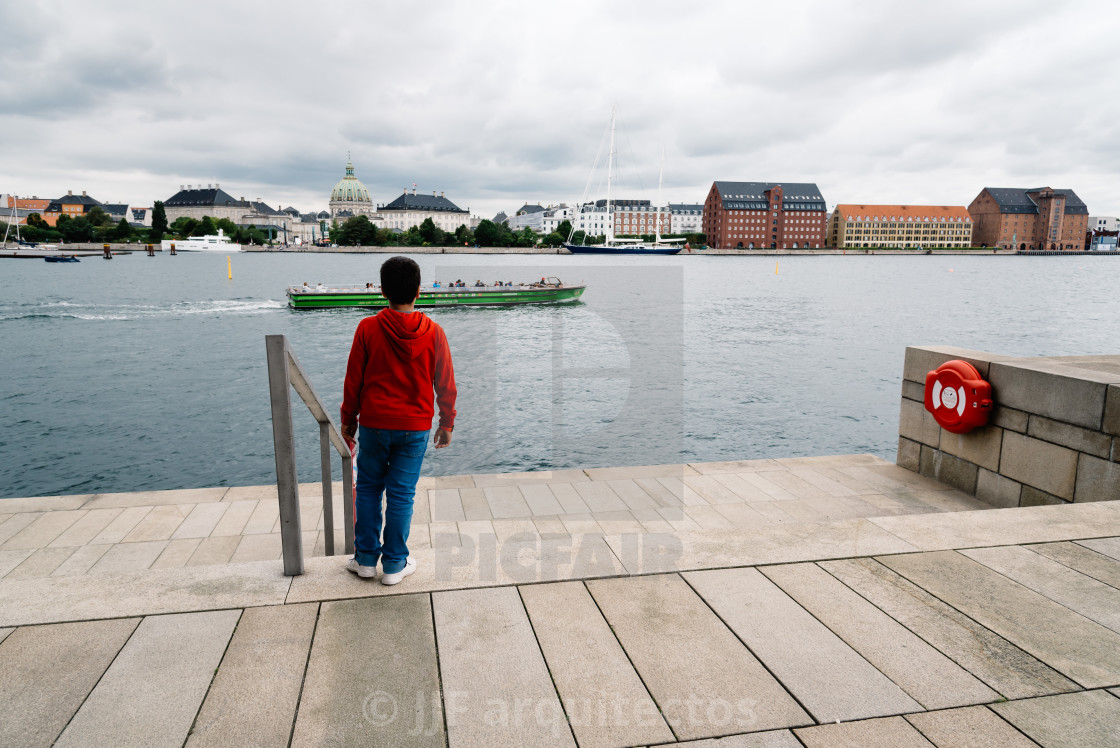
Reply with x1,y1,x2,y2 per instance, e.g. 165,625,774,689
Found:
2,0,1118,220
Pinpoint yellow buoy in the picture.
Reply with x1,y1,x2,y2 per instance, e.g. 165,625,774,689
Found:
227,256,232,280
775,261,779,275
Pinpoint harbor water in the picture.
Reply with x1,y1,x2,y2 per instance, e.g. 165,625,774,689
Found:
2,251,1118,499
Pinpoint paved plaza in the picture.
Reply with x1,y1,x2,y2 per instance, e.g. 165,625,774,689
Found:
1,455,1119,746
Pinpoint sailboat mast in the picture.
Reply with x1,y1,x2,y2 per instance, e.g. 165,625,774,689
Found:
605,108,615,244
656,148,664,244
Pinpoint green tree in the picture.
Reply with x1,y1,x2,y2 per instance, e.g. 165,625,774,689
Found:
334,215,379,246
514,227,538,247
194,216,217,236
26,213,47,229
58,216,93,242
86,205,112,228
453,224,474,246
170,216,196,238
112,218,134,241
556,219,572,239
473,219,501,247
543,231,565,246
418,217,444,245
215,218,238,236
150,201,168,242
569,229,587,245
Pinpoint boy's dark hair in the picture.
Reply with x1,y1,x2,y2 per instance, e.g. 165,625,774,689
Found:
380,256,421,304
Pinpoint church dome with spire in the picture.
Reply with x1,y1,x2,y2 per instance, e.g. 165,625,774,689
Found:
329,160,374,217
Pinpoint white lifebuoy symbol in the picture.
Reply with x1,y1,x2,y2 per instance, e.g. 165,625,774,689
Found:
931,379,967,417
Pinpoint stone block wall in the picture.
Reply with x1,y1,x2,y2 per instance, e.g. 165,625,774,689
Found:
897,345,1120,507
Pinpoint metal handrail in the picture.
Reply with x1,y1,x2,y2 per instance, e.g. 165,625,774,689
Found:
266,334,354,576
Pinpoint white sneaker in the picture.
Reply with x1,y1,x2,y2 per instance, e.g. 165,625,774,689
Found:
347,558,377,579
380,557,416,586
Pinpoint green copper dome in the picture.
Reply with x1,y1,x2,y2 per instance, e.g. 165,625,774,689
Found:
330,161,371,204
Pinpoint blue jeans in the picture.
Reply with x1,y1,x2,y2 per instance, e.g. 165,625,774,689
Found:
354,426,428,573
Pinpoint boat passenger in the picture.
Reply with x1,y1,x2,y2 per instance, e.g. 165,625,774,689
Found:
301,282,311,292
316,282,326,291
433,281,441,288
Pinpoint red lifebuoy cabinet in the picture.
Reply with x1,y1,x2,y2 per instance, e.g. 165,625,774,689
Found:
924,360,993,434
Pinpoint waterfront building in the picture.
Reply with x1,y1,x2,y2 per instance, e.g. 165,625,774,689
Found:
1090,216,1119,233
540,204,575,236
612,200,670,236
508,204,546,232
43,190,102,226
573,200,614,237
669,203,703,235
0,194,52,225
328,161,376,220
101,203,153,228
164,185,308,242
968,187,1089,251
702,181,827,249
827,204,973,249
374,188,471,232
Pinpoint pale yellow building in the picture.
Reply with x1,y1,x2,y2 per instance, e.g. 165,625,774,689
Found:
827,204,974,248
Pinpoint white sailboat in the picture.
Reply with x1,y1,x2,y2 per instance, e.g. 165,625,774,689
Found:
565,109,682,256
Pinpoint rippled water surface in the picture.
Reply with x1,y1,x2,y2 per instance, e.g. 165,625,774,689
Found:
2,251,1118,498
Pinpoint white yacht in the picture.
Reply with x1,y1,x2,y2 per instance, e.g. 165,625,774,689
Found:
161,228,242,252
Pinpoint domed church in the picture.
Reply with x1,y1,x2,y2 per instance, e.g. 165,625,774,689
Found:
328,160,376,219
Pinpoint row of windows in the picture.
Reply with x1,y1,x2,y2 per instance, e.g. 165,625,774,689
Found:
847,229,970,236
837,221,965,229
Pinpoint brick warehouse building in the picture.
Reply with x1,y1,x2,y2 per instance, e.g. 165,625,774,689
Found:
703,181,827,249
968,187,1089,251
827,204,974,249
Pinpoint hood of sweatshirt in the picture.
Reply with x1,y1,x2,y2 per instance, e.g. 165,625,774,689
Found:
375,308,433,361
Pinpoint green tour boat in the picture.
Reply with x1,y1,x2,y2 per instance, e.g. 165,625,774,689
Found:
287,277,585,309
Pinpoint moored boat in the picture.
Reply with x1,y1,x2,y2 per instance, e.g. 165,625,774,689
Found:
43,255,80,263
287,277,585,309
160,229,242,252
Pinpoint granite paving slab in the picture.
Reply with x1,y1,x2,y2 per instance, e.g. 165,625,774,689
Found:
88,539,168,574
187,535,241,566
0,559,291,626
89,505,151,544
904,705,1039,748
737,472,799,501
1077,536,1120,562
605,519,917,576
0,548,33,578
285,533,624,604
870,502,1120,552
0,494,92,512
880,550,1120,688
151,538,203,569
684,567,922,722
521,483,565,515
484,485,534,518
687,458,785,474
786,467,861,497
1,510,85,550
521,581,675,748
50,544,111,576
47,507,123,547
171,502,230,539
0,617,139,748
653,730,802,747
230,532,282,563
991,689,1120,748
820,558,1075,699
221,484,277,502
573,481,629,512
54,609,240,748
5,546,77,579
291,596,442,747
709,473,776,502
605,478,662,511
434,586,575,747
794,715,936,747
83,486,228,509
1027,541,1120,589
458,486,492,520
587,574,811,740
430,488,467,522
470,468,590,486
963,545,1120,634
0,627,9,644
761,562,996,710
123,504,192,543
584,463,699,480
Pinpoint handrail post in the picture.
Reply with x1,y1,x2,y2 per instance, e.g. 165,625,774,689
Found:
266,335,304,576
342,452,355,554
319,422,334,556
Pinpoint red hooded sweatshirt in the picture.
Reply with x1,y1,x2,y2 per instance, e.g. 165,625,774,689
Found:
341,309,456,432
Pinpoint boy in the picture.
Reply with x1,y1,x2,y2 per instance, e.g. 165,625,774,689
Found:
340,256,456,585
